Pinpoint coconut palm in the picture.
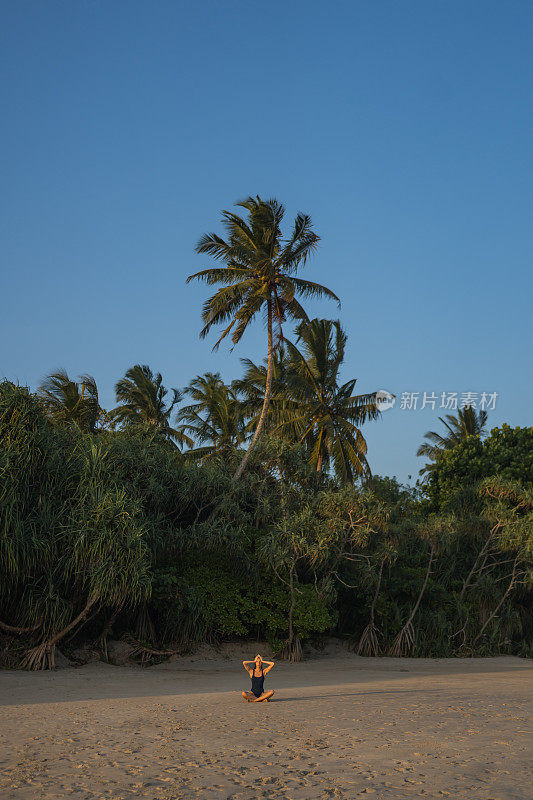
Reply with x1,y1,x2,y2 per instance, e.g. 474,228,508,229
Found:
283,319,379,483
111,364,190,447
235,320,379,482
233,348,298,439
187,196,339,478
417,406,488,475
37,369,102,432
177,372,246,459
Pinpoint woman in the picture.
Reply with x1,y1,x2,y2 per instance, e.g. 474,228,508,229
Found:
241,654,275,702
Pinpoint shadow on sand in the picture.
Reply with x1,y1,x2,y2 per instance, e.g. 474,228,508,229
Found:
258,688,446,703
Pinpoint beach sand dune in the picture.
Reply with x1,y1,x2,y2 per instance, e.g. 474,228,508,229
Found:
0,654,531,800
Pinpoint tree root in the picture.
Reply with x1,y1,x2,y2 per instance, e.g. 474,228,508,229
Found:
356,621,381,656
352,557,385,657
123,635,185,665
283,635,302,663
20,594,97,670
97,607,122,661
389,544,435,658
21,642,57,671
389,620,415,657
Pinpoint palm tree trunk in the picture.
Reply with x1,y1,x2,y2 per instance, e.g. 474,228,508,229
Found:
234,297,274,479
316,452,323,472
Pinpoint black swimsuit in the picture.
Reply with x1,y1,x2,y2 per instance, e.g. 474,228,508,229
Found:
251,667,265,697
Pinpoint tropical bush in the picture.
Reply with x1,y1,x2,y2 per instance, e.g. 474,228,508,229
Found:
1,378,531,669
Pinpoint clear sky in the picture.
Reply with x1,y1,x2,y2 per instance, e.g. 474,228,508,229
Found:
1,0,532,482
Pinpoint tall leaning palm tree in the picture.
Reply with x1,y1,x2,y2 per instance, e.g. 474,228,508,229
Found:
111,364,190,447
187,196,339,479
284,319,379,482
38,369,101,432
417,405,488,475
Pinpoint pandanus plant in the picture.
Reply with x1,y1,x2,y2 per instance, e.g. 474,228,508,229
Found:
388,517,451,657
259,503,325,662
356,559,385,656
0,383,152,670
469,478,532,647
21,442,152,670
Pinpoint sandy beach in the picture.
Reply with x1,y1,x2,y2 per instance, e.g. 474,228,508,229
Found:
0,650,531,800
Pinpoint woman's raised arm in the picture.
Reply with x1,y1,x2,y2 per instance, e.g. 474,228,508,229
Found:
262,660,275,674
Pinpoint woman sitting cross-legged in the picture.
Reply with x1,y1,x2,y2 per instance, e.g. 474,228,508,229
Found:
241,654,275,702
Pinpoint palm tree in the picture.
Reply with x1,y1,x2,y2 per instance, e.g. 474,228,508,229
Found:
417,406,488,475
283,319,379,483
111,364,190,447
233,347,297,439
187,196,339,479
176,372,246,459
37,369,101,432
235,320,379,483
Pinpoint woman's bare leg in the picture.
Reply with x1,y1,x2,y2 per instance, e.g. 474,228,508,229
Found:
241,691,255,701
253,690,274,702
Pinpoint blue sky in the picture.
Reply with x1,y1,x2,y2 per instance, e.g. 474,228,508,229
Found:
1,0,532,482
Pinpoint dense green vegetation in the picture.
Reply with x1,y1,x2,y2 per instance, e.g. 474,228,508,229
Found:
1,197,531,668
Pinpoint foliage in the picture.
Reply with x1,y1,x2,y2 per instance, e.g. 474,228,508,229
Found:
37,369,102,432
177,372,246,460
110,364,190,448
0,382,151,667
4,196,531,669
417,406,488,475
426,424,533,511
151,564,332,651
1,386,531,668
235,319,380,484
